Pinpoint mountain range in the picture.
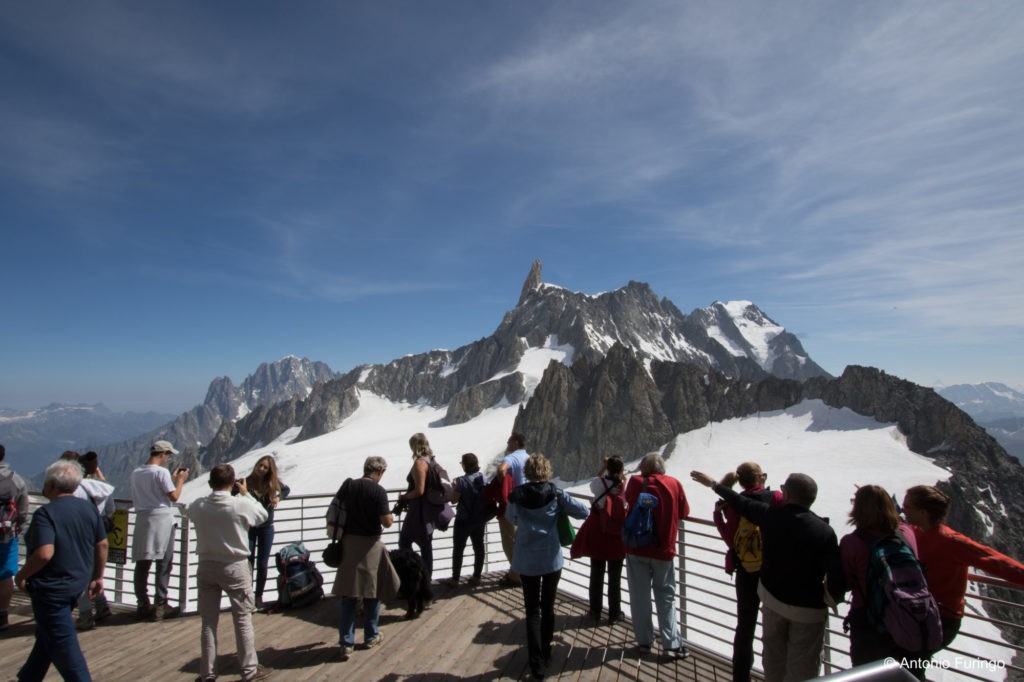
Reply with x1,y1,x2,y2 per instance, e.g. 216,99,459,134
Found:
938,382,1024,462
0,404,175,475
9,260,1023,660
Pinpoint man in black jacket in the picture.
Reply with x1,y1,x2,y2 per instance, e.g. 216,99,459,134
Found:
692,470,840,682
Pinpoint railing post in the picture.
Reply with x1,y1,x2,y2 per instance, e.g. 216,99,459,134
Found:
177,510,191,613
677,521,687,643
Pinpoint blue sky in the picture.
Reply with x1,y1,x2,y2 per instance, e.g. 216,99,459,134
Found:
2,1,1023,414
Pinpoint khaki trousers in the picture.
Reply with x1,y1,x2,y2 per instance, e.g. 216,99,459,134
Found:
198,559,258,679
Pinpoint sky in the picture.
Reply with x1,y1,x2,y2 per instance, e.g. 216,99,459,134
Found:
2,1,1023,414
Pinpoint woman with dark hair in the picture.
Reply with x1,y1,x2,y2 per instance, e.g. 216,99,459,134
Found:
710,461,782,682
903,485,1024,651
443,453,486,588
837,485,922,671
507,454,590,680
79,452,105,481
245,456,290,608
570,456,626,624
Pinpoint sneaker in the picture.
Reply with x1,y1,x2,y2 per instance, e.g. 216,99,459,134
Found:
499,573,522,587
664,646,690,660
338,645,351,662
241,664,272,681
76,614,96,631
135,604,152,621
362,632,385,650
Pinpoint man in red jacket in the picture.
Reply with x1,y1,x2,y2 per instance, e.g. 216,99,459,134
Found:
902,485,1024,650
624,452,690,659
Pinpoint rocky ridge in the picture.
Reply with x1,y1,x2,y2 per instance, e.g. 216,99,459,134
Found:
91,357,336,490
202,261,830,464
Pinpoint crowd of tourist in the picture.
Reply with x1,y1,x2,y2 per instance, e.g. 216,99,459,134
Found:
2,434,1023,682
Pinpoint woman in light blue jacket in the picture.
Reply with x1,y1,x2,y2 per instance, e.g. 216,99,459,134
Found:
507,454,590,680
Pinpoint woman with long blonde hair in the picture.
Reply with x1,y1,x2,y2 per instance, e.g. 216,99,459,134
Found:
396,433,446,580
245,455,290,608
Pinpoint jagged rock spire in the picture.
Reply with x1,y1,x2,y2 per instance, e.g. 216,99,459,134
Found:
518,259,543,306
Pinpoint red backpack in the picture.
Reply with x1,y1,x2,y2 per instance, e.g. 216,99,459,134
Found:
596,480,627,535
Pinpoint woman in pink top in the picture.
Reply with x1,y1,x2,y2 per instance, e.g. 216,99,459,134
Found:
838,485,922,676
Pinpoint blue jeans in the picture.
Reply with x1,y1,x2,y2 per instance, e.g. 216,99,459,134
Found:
338,596,381,646
248,523,275,599
18,591,92,682
625,553,682,650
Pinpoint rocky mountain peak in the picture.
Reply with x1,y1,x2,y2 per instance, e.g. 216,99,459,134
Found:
518,259,543,305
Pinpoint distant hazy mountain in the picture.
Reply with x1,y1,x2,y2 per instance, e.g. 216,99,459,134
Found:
938,382,1024,462
938,382,1024,421
0,404,176,478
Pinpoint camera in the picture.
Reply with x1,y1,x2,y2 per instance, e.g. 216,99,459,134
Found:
231,482,241,496
392,500,408,516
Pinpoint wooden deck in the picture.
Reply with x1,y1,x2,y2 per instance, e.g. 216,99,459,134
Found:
0,575,738,681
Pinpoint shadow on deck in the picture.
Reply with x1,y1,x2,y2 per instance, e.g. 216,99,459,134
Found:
0,574,739,681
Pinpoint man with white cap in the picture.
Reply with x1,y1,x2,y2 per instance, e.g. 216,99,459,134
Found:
130,440,188,620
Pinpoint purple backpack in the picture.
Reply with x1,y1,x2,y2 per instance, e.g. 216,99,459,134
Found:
859,531,943,653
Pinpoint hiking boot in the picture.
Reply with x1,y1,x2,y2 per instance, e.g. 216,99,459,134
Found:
76,613,96,631
150,604,181,622
241,664,272,681
362,633,385,650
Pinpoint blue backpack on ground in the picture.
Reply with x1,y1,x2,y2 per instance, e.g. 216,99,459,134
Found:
857,530,943,653
275,541,324,609
622,477,659,549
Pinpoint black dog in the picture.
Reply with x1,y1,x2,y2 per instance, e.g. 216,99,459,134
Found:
389,548,433,619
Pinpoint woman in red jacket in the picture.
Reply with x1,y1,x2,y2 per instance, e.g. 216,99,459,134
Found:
902,485,1024,650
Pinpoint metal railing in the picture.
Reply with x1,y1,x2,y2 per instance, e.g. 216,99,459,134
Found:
22,490,1023,680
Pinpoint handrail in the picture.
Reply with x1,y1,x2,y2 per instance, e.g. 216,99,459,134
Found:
19,489,1023,680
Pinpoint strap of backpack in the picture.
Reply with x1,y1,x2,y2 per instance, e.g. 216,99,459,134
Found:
592,478,612,508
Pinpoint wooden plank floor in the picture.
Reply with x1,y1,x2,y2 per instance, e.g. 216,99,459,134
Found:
0,574,739,681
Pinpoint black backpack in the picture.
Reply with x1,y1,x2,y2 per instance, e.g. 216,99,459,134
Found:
275,542,324,609
0,472,23,542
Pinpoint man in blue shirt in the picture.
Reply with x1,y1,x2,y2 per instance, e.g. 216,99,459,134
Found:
15,459,108,682
495,432,529,586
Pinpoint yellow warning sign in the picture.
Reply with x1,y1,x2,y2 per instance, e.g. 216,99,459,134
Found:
108,509,129,565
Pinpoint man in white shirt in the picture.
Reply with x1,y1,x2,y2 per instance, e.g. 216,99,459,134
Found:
130,440,187,620
187,464,270,682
